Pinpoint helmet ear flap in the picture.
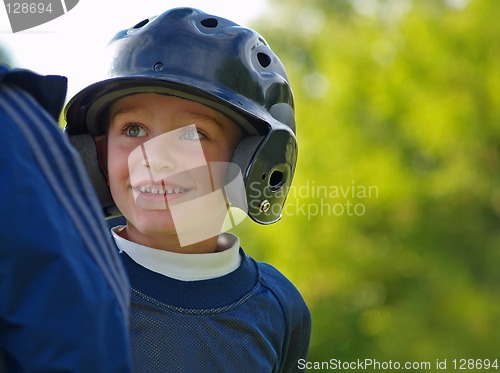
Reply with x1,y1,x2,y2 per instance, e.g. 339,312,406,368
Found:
68,134,119,217
230,129,297,224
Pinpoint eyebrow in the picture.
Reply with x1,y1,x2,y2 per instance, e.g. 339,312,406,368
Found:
186,107,241,134
111,105,142,121
186,111,224,128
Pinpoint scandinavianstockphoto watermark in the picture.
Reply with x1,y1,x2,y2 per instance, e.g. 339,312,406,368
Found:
250,180,379,220
298,357,500,370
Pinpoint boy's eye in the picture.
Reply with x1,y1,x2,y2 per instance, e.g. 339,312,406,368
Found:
180,127,205,141
124,124,147,137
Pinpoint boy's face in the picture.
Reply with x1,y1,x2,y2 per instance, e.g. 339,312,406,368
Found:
107,93,243,252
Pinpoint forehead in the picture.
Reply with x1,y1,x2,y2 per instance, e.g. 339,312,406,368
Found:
109,93,233,124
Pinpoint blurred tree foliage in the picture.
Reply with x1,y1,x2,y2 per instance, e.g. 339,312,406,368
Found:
233,0,500,366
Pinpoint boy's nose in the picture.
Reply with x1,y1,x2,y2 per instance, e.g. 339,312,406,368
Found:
140,131,181,173
139,128,208,177
142,143,177,171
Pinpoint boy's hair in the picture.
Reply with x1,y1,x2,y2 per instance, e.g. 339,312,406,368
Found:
65,7,297,224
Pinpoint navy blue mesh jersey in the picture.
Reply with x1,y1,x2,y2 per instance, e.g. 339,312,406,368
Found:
120,247,311,372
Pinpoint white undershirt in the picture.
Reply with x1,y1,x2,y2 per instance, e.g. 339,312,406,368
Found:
111,226,241,281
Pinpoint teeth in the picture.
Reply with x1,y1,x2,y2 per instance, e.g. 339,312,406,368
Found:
138,185,186,195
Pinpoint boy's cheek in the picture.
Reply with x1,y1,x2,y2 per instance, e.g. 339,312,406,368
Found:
127,144,145,171
107,148,131,187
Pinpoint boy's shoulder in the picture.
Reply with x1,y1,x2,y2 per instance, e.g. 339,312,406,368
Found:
248,255,312,367
248,256,310,317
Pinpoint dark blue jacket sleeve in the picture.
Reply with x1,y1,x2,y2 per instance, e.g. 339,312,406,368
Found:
0,66,132,372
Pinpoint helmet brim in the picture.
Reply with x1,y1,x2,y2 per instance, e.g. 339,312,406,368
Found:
65,76,272,136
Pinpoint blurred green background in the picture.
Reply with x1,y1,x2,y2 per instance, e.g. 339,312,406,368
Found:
233,0,500,368
1,0,499,369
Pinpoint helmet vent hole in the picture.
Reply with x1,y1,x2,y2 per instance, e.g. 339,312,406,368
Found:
269,170,284,191
257,52,271,68
133,19,149,29
201,18,218,28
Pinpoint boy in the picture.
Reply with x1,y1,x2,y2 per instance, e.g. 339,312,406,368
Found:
0,65,132,371
65,7,311,372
